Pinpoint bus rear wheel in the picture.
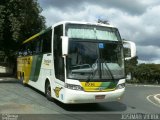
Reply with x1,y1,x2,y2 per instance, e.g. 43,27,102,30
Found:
20,72,27,86
45,81,52,101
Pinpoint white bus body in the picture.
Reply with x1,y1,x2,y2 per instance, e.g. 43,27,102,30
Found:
17,21,136,104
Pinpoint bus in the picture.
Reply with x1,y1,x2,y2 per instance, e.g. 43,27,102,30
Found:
17,21,136,104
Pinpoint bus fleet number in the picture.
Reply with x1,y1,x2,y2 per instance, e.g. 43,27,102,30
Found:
85,82,95,87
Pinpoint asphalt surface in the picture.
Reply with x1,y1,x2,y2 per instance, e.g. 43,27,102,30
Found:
0,77,160,120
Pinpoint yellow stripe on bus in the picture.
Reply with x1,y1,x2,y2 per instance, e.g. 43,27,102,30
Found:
23,33,40,44
22,27,51,44
81,82,116,92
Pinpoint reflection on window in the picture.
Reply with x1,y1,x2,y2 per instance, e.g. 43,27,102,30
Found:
67,40,125,81
67,24,120,41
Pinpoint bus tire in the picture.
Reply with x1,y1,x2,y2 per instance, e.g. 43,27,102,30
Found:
45,81,52,101
20,72,23,83
21,72,27,87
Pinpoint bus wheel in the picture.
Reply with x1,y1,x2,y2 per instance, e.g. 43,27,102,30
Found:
45,81,52,101
20,72,23,83
20,72,26,86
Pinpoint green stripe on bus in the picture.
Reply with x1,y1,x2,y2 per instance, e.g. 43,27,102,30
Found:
100,81,117,89
29,55,43,82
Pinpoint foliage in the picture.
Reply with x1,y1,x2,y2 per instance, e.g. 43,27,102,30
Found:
97,19,110,25
133,64,160,84
0,0,45,56
125,56,160,84
125,56,138,78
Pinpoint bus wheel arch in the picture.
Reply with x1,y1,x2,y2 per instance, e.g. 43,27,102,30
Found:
45,79,52,100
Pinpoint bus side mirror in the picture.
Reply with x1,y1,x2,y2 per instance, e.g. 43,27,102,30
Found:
123,41,136,60
61,36,69,56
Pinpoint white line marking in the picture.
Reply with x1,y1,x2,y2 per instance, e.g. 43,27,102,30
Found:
0,79,3,81
154,94,160,104
146,95,160,107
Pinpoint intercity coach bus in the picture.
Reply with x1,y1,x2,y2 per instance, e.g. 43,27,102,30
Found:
17,21,136,104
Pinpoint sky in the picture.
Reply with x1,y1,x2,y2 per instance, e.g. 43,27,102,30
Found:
38,0,160,64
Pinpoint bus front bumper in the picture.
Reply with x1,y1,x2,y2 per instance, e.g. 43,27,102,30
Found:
63,88,125,104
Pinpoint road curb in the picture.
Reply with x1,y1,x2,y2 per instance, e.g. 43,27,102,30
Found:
154,94,160,104
126,84,160,87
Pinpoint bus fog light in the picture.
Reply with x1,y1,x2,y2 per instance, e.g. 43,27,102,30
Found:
65,83,83,91
116,83,125,89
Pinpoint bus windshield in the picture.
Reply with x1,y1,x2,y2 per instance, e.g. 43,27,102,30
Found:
65,24,124,81
66,40,125,81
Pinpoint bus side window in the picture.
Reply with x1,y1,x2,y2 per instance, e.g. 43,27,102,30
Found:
35,39,41,54
27,42,33,55
32,37,42,55
23,44,28,56
19,42,32,56
54,25,64,81
42,30,52,53
18,44,25,56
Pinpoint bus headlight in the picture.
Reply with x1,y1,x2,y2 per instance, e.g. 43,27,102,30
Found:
116,83,125,89
65,83,83,91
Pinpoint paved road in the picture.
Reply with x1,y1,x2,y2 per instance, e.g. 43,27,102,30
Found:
0,78,160,120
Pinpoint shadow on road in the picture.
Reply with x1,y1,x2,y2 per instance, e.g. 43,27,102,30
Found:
0,78,127,113
52,98,127,112
23,85,127,112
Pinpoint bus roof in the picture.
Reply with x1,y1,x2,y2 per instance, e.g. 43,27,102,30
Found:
51,21,115,28
23,21,116,44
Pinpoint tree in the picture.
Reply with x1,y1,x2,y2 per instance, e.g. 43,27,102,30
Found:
133,64,160,84
0,0,45,56
125,56,138,79
0,2,6,51
97,19,110,25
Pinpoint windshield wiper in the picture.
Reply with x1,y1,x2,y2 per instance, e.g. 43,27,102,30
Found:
86,59,115,82
86,68,97,82
103,61,114,80
86,60,98,82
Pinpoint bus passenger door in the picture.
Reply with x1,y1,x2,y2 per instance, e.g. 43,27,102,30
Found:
53,25,65,101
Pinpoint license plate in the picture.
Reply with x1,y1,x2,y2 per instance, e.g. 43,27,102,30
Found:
95,95,105,100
